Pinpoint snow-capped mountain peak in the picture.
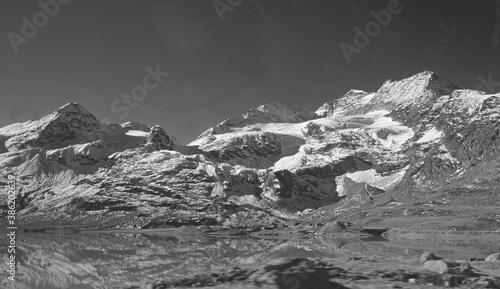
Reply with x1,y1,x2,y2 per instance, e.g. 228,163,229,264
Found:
192,102,317,144
2,71,500,233
0,103,107,152
374,70,460,107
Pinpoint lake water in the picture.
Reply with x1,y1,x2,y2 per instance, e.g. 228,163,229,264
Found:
1,232,499,289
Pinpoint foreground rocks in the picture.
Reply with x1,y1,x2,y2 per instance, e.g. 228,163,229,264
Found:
423,260,449,274
125,254,500,289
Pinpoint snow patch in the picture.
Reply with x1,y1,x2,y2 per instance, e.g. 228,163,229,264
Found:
125,130,149,137
360,93,375,104
363,111,414,151
335,166,408,197
416,127,443,144
345,167,408,190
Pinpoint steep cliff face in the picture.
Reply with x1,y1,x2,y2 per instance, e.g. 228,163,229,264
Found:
388,88,500,204
1,71,499,230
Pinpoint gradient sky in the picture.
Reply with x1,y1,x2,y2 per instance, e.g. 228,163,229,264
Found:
1,0,499,143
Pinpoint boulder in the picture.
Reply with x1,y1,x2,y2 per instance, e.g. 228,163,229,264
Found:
423,260,449,274
197,225,213,232
485,252,500,262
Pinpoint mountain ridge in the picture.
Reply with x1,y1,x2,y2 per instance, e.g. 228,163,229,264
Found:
1,70,499,234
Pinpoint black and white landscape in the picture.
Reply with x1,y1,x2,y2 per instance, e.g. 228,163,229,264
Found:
1,0,500,288
1,71,500,288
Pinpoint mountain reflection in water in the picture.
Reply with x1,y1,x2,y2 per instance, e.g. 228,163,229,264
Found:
1,232,499,289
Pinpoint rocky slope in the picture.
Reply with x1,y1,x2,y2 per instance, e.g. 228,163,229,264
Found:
1,71,500,232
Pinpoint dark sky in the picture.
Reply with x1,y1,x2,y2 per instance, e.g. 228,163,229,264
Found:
1,0,499,143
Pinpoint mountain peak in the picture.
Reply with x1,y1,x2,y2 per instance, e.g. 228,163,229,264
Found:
57,102,87,112
416,70,437,77
243,102,317,123
315,71,460,118
374,71,460,108
192,102,317,143
43,102,102,131
380,70,453,89
315,89,373,117
409,70,448,85
0,103,105,151
53,103,96,119
217,102,317,127
347,89,369,94
143,125,175,151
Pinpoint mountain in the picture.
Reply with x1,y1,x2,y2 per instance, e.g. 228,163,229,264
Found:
1,71,499,232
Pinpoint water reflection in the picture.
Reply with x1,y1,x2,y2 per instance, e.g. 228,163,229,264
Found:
1,232,499,289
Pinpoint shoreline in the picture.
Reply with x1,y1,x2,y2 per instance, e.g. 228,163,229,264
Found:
16,225,500,242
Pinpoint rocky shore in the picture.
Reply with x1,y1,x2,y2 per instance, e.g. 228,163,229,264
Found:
1,221,499,289
102,223,500,289
125,252,500,289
